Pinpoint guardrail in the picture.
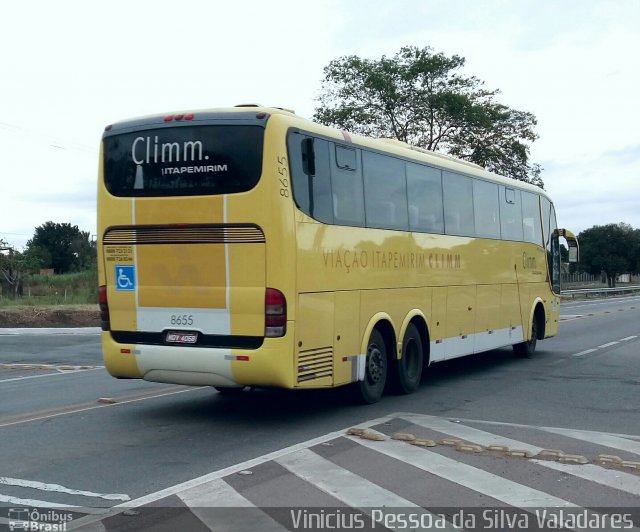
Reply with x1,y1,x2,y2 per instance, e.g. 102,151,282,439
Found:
561,285,640,299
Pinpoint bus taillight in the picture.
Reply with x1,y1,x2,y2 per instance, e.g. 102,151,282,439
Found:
265,288,286,338
98,285,110,331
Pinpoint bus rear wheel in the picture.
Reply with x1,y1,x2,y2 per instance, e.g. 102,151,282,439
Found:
392,323,423,394
353,329,388,404
514,317,538,358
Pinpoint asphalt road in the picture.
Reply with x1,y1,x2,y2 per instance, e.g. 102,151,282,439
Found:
0,296,639,528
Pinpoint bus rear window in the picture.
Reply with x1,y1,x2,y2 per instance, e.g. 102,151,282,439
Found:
103,125,263,197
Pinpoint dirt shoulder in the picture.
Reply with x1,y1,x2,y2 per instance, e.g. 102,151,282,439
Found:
0,305,100,328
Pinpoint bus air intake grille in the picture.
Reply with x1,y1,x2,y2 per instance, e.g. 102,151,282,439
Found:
297,347,333,382
103,224,265,245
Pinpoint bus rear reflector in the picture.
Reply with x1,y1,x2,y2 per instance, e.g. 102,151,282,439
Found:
265,288,286,338
98,285,110,331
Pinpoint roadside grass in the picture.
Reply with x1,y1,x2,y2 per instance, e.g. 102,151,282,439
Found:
0,270,98,307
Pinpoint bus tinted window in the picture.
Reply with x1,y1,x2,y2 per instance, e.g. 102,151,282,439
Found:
549,205,560,293
336,145,357,170
406,163,444,233
473,179,500,239
363,152,408,231
522,191,543,246
443,171,474,236
541,196,552,249
330,146,365,227
103,126,263,197
288,134,334,223
500,186,524,241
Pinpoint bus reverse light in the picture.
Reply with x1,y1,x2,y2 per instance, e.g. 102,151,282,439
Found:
265,288,286,338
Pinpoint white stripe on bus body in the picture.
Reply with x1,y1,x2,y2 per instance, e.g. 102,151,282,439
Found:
135,344,237,387
136,307,231,335
429,326,524,363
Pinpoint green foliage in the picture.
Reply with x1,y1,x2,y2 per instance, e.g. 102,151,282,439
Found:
577,223,640,287
0,270,98,306
26,221,96,274
0,239,44,297
314,45,542,187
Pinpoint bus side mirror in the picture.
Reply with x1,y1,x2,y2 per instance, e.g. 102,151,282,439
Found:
568,244,578,263
558,228,579,263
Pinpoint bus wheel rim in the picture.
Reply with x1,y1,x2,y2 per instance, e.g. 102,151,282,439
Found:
367,345,384,384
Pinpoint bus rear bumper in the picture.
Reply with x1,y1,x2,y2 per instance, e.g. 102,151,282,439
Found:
102,329,295,388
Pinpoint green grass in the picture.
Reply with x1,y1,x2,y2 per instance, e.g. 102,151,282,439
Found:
0,270,98,307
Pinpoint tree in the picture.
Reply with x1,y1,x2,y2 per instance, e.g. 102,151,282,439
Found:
0,240,44,297
577,223,640,288
314,46,543,187
25,222,95,274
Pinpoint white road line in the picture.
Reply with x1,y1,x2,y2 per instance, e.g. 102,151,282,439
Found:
562,296,640,310
0,327,101,336
67,414,395,531
572,349,598,357
276,448,460,531
0,387,203,429
351,436,577,508
620,336,638,342
400,414,640,498
177,478,286,532
532,461,640,496
539,427,640,457
439,414,640,441
598,341,619,348
0,367,103,383
0,477,129,501
400,414,543,454
0,494,106,514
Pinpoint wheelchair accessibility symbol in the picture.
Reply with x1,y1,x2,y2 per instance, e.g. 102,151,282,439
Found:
115,265,136,291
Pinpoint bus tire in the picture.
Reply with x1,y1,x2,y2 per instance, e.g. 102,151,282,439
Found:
514,317,538,358
353,329,388,404
214,386,245,394
392,323,423,394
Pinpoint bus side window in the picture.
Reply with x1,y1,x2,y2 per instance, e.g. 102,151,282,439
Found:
287,133,334,224
363,151,408,231
443,171,475,236
521,191,543,246
473,179,500,239
500,186,524,241
406,162,444,233
330,144,365,227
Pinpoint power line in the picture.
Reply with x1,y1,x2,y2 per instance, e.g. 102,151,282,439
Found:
0,120,98,155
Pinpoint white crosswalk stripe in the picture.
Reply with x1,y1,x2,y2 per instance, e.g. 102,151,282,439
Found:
59,413,640,531
350,436,578,508
276,448,461,531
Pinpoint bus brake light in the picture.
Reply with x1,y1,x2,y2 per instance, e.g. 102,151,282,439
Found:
265,288,286,338
98,285,110,331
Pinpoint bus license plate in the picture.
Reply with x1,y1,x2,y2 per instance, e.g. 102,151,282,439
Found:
165,331,198,344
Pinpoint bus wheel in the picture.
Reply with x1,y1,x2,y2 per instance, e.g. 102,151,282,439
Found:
514,317,538,358
354,329,388,404
393,323,423,394
214,386,245,394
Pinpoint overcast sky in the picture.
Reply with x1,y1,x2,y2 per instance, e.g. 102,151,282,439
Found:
1,0,638,249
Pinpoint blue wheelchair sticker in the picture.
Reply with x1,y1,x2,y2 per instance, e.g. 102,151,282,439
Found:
115,265,136,291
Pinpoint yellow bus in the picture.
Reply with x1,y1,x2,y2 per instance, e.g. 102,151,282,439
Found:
98,105,578,403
